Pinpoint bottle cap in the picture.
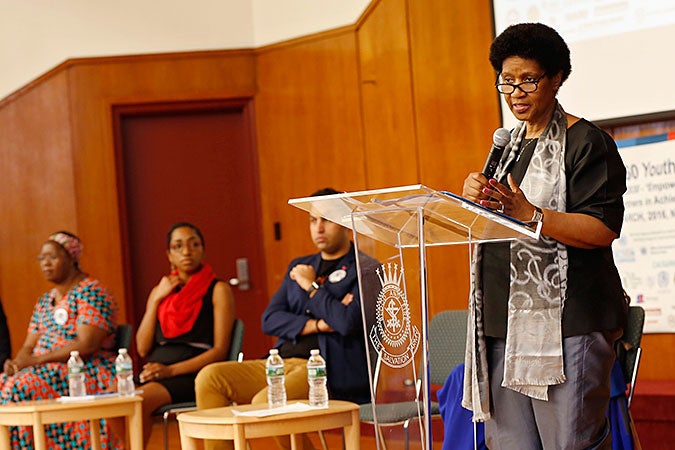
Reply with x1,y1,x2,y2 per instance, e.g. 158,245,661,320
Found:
119,348,127,354
269,349,279,355
70,350,79,356
310,349,320,356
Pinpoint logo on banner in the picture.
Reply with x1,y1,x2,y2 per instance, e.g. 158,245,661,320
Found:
369,263,420,368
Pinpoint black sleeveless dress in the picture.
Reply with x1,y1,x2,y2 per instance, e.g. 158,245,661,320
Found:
144,279,217,402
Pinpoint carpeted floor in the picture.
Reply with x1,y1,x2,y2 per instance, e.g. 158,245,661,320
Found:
630,380,675,449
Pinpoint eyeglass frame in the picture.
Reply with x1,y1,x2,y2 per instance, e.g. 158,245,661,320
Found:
495,73,546,95
169,241,203,253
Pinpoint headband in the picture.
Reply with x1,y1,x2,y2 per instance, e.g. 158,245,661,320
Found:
48,232,83,262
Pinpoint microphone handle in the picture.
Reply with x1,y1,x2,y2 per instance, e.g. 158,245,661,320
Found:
482,144,505,179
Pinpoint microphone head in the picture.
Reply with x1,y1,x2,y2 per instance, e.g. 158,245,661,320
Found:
493,128,511,147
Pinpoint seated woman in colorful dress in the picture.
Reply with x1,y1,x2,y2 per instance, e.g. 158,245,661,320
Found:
1,231,119,449
136,222,235,445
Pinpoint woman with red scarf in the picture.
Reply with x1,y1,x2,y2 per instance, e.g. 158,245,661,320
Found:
136,222,235,445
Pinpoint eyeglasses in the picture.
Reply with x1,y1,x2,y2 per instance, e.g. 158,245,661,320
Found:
495,74,546,94
169,241,203,253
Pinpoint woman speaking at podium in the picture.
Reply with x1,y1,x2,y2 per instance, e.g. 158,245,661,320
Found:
461,23,627,450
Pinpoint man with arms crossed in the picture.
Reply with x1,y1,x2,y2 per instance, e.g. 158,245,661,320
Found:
196,187,376,450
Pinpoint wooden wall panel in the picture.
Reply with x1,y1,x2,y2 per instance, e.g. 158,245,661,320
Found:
408,0,500,313
640,334,675,380
0,51,257,356
255,31,366,294
0,72,78,351
357,0,419,188
65,51,256,325
409,0,499,192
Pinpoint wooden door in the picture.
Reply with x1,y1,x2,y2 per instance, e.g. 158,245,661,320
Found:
115,100,272,359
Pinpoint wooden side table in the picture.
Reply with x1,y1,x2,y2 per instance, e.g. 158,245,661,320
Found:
177,400,360,450
0,394,142,450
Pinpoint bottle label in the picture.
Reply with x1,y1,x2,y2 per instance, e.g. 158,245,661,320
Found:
69,367,83,374
308,366,326,378
266,367,284,377
116,362,133,373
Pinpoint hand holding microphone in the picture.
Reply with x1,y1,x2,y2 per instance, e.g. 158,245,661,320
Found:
482,127,511,179
482,128,511,179
479,128,511,211
462,127,511,206
475,129,535,218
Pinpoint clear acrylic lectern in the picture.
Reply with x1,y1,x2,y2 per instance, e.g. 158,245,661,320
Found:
289,184,540,449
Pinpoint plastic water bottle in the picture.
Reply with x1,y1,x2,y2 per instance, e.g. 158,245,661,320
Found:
307,349,328,408
266,349,286,407
67,350,87,397
115,348,135,396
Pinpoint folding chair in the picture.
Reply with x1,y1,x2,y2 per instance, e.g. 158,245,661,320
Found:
618,305,645,408
115,323,133,351
152,317,244,450
612,305,645,450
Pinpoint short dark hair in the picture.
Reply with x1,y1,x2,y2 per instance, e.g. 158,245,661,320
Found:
310,187,340,197
166,222,205,249
489,23,571,85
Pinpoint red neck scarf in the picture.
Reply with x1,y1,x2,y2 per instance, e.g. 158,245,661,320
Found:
157,263,216,339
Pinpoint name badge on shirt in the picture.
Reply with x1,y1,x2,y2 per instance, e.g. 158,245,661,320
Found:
328,268,347,283
53,307,69,326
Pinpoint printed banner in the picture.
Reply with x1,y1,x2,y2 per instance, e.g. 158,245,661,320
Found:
614,135,675,333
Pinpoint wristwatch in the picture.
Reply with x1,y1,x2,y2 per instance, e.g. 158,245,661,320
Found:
306,281,320,295
530,206,544,223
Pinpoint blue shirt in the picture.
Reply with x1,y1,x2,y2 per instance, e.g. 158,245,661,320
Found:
261,243,378,404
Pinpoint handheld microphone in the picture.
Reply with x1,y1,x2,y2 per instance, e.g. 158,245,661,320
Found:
481,128,511,179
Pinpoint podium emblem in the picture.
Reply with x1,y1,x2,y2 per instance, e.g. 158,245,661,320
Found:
369,263,420,368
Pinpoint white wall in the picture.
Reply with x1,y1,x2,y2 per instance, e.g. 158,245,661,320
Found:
0,0,370,100
252,0,369,45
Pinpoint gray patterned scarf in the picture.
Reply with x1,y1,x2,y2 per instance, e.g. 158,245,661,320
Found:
463,102,569,420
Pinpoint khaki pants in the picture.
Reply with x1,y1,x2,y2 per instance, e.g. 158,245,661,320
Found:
195,357,314,450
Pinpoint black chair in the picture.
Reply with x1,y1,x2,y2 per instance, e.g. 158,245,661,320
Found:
618,305,645,408
359,309,468,450
115,323,133,351
152,317,245,450
611,304,645,449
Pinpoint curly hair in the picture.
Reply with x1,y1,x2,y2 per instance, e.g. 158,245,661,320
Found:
310,187,340,197
489,23,571,85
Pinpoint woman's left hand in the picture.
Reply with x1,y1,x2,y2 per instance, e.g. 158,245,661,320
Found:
3,359,19,376
481,174,535,222
9,353,38,374
139,362,172,383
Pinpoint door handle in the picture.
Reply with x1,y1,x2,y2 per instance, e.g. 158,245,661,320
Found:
228,257,250,291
